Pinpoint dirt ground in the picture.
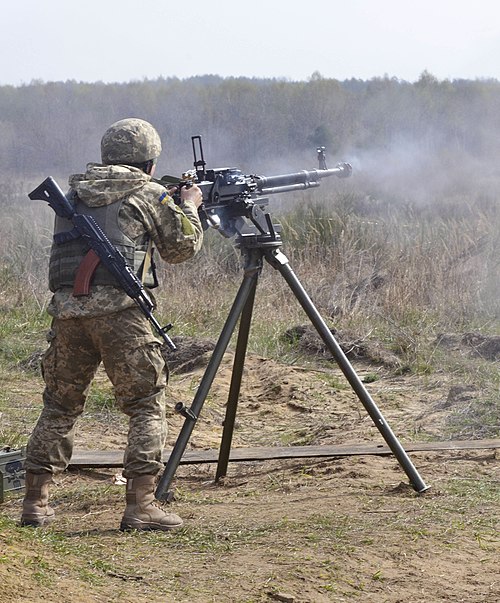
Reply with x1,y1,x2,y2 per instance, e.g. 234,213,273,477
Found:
1,337,499,602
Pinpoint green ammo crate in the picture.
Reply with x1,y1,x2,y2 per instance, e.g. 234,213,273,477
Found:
0,447,26,503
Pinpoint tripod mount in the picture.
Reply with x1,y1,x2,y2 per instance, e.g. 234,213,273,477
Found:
156,200,429,500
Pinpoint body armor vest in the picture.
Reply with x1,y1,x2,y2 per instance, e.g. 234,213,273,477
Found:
48,193,157,292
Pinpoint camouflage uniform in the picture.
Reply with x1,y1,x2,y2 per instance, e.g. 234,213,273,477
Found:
25,160,203,478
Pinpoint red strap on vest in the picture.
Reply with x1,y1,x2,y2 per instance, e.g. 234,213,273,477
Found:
73,250,101,296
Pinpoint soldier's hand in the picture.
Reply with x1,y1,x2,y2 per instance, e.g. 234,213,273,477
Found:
181,184,203,208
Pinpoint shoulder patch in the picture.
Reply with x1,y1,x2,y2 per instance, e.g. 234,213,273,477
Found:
159,191,171,205
180,214,195,236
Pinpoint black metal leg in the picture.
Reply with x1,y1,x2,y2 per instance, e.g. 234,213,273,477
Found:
215,275,258,482
155,264,261,500
265,248,429,493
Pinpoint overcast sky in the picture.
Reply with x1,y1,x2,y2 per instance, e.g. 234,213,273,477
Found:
2,0,500,85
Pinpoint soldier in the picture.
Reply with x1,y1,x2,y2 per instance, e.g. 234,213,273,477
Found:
21,118,203,531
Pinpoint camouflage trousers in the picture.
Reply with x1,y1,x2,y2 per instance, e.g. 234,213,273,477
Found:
25,307,168,478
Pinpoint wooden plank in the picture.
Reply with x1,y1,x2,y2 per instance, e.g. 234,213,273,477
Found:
69,439,500,469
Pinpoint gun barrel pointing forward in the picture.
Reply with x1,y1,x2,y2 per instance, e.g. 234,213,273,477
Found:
255,162,352,195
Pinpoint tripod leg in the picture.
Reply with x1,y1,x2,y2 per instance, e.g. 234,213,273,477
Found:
155,267,260,500
266,249,429,493
215,276,258,482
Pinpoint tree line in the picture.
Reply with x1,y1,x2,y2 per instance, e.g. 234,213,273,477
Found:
1,71,500,205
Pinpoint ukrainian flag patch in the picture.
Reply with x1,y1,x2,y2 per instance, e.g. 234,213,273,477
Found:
159,191,169,204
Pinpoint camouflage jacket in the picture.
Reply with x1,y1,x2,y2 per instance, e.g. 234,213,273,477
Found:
47,163,203,319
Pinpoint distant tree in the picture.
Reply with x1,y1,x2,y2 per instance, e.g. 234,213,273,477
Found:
307,125,333,149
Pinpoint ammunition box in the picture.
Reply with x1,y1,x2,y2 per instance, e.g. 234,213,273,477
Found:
0,447,26,502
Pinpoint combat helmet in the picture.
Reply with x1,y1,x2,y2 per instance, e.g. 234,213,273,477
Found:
101,118,162,165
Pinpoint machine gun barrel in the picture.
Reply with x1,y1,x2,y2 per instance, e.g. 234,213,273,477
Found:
255,162,352,195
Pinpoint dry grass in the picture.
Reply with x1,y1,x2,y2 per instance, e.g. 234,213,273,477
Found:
1,186,498,367
150,191,500,365
1,185,498,441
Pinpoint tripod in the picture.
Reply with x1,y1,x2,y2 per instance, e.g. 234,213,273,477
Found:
156,210,429,500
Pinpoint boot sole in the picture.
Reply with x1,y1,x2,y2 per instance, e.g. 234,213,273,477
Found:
120,520,183,532
20,516,55,528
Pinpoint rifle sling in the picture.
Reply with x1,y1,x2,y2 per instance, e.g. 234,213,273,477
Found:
139,238,153,284
73,249,101,296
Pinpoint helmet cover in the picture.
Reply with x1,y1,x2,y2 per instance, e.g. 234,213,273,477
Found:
101,118,162,165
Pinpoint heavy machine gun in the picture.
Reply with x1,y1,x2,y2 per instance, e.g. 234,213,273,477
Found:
155,138,430,501
158,136,352,237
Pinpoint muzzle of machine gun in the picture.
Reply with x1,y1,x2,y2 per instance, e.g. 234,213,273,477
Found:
255,162,352,195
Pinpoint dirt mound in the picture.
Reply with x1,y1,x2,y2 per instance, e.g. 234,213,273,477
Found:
283,324,401,368
162,335,217,373
436,331,500,360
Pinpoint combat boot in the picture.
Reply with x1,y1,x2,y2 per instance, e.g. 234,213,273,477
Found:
20,472,55,527
120,474,183,532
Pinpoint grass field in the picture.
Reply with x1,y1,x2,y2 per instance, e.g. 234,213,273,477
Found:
1,182,499,602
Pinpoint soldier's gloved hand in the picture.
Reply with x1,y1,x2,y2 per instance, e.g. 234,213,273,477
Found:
181,184,203,208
